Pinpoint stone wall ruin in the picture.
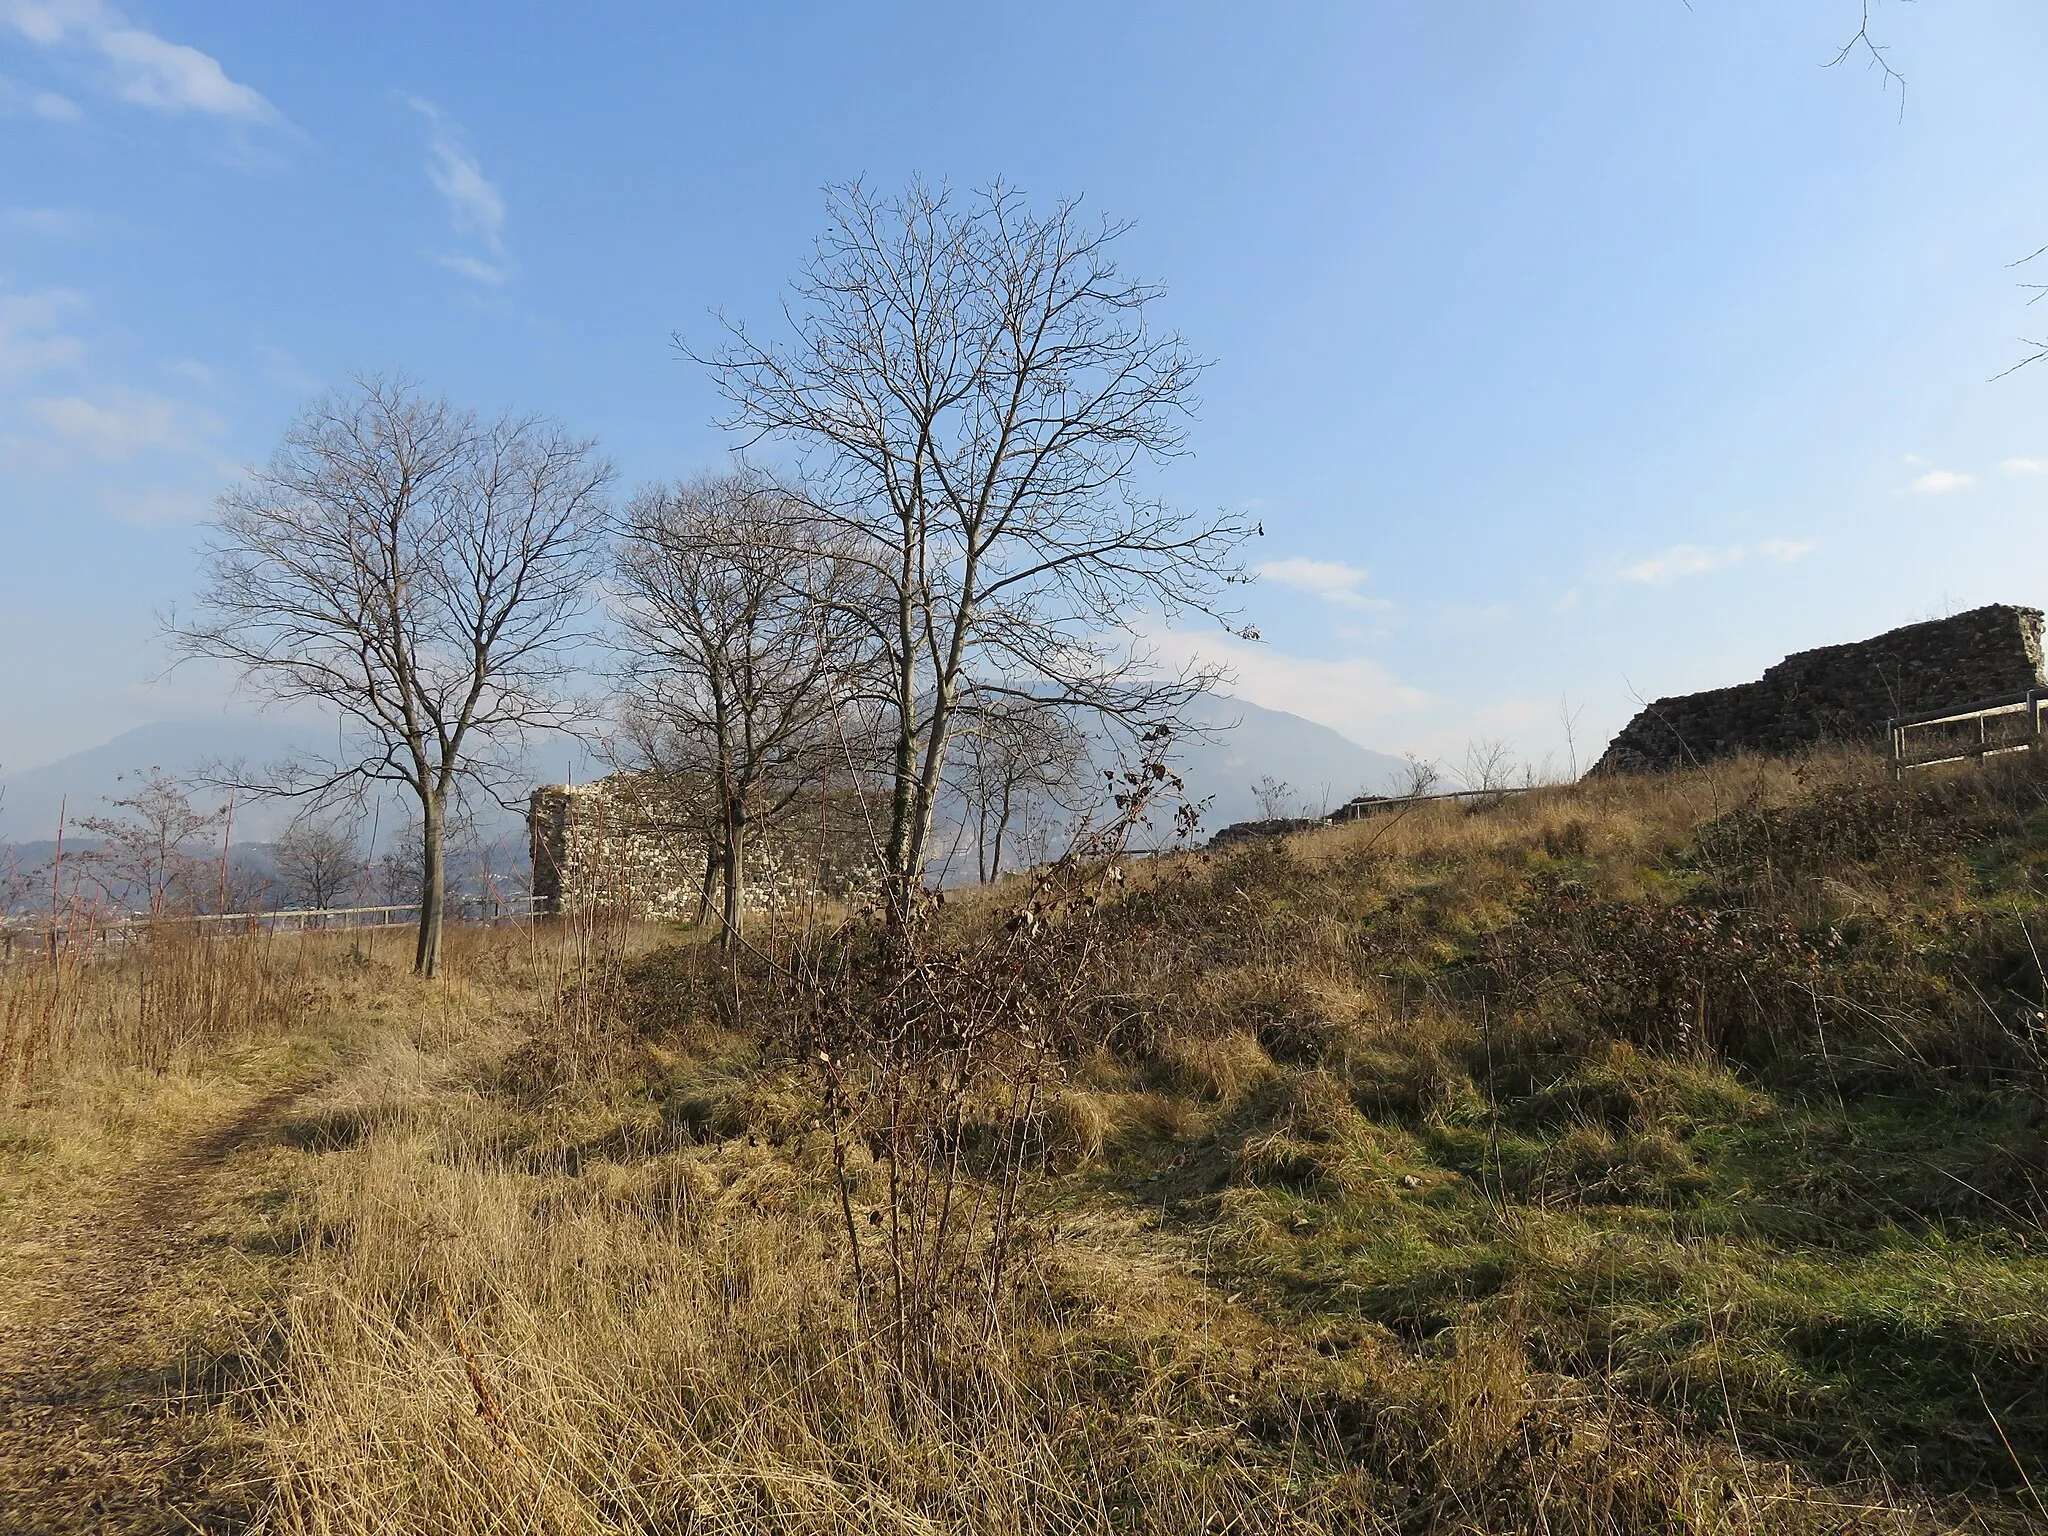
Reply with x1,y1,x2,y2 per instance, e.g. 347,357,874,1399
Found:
528,773,880,921
1593,604,2046,774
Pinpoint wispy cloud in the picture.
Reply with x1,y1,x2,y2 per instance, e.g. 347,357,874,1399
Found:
0,0,275,120
1901,469,1974,495
435,252,510,286
2001,457,2048,476
1613,538,1814,586
0,287,84,384
406,95,512,284
18,388,213,461
0,71,78,118
1254,556,1390,611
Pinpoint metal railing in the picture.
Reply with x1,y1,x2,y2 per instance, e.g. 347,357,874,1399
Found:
1327,782,1548,821
1,894,541,963
1889,689,2044,776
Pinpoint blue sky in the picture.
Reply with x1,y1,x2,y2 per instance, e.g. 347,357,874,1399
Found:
4,1,2048,776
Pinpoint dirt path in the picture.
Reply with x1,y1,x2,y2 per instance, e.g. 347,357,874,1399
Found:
0,1078,314,1535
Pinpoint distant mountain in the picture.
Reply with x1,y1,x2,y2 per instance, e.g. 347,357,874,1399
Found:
2,698,1404,884
0,719,610,846
1168,694,1410,831
922,692,1412,876
0,719,331,843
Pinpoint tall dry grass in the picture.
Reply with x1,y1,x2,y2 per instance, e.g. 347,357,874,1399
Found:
255,993,1966,1536
0,921,316,1104
245,753,2002,1536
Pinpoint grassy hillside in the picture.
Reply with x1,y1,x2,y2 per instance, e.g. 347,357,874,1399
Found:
8,748,2048,1533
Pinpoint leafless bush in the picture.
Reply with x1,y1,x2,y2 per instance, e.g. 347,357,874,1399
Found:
781,740,1196,1378
1400,753,1442,799
1460,737,1518,795
1250,774,1297,820
72,769,230,916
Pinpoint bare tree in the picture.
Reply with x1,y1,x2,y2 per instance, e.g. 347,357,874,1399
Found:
694,179,1252,907
1251,774,1298,821
73,770,226,916
171,376,612,976
613,473,873,945
1461,737,1518,794
946,696,1092,883
272,815,362,910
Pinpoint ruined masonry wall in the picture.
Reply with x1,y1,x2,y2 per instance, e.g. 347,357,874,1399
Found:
1594,604,2046,774
528,774,879,920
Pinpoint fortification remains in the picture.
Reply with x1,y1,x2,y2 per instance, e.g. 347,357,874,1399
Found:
1594,603,2046,774
528,773,878,920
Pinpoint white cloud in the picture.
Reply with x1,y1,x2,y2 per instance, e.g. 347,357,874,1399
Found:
0,0,274,119
1138,620,1426,746
435,252,511,286
1755,538,1817,562
1617,543,1739,584
0,72,79,117
406,96,511,284
15,387,213,462
1254,556,1389,611
0,287,84,383
1901,469,1974,495
2001,457,2048,476
1613,537,1815,586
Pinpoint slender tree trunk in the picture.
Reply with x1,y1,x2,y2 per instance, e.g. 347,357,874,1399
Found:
902,676,956,890
990,779,1013,882
885,696,919,898
719,813,744,950
694,841,719,929
415,790,446,978
883,539,920,902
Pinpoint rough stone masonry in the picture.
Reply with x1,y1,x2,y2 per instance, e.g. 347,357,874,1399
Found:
529,773,879,920
1593,604,2047,774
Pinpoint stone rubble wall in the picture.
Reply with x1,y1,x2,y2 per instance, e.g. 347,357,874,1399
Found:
1593,604,2046,774
528,773,881,921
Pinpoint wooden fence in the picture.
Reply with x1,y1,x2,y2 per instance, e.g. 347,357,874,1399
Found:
1889,689,2045,776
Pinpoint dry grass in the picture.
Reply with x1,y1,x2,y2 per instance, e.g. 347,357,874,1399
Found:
234,749,2048,1534
14,750,2040,1533
258,1001,1909,1536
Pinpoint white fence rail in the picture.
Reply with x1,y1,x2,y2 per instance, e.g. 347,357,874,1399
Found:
1889,690,2044,776
1,894,542,963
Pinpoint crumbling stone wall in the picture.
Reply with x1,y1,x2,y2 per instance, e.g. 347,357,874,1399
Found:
1594,604,2046,774
528,773,880,920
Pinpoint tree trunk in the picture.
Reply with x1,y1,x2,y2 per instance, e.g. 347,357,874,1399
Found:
694,840,719,929
989,779,1013,883
719,817,744,950
415,791,446,978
